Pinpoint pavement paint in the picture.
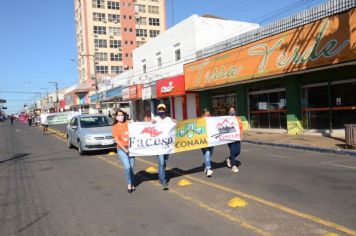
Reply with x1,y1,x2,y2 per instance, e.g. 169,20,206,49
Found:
323,233,340,236
107,151,116,156
228,197,248,208
49,126,356,236
96,155,270,236
177,179,192,187
145,166,157,173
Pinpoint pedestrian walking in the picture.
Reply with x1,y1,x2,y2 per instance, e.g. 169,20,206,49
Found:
28,114,33,127
152,104,176,190
10,115,14,125
201,108,214,177
40,113,49,135
226,107,244,173
112,109,136,193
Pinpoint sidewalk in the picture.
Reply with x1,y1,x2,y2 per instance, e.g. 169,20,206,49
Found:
243,130,356,156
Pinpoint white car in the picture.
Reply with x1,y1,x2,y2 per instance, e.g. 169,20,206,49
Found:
67,114,116,155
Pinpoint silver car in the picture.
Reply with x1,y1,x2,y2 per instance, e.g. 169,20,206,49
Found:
67,114,116,155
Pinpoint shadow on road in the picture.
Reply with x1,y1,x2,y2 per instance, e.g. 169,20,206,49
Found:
134,160,242,187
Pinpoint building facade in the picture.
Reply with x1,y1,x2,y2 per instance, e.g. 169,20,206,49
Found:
74,0,166,89
184,2,356,136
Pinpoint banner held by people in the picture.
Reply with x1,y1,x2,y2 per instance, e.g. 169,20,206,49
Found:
129,116,240,156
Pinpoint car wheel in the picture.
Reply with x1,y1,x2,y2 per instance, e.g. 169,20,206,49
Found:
78,140,85,155
67,135,73,149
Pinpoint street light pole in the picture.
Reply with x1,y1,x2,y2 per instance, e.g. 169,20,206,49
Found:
40,88,49,112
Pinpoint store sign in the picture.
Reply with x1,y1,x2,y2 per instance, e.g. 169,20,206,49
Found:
184,10,356,90
122,85,142,100
156,75,185,98
64,93,74,106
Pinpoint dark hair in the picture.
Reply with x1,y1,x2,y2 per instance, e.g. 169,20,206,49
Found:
113,109,129,125
201,108,210,117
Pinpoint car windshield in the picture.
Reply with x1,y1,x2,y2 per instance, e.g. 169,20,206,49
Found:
80,116,112,128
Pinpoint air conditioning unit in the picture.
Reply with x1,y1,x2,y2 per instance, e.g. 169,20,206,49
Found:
113,20,118,24
94,34,98,38
141,37,145,40
119,48,122,51
103,20,107,23
110,36,114,38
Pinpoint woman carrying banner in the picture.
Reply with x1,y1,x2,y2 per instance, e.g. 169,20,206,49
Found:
152,103,175,190
201,109,214,177
112,109,136,193
226,107,244,173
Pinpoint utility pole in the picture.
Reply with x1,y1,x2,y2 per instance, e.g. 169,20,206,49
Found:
49,81,59,112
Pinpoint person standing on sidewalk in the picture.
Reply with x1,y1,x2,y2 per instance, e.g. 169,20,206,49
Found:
226,107,244,173
152,104,176,190
201,109,214,177
112,109,136,193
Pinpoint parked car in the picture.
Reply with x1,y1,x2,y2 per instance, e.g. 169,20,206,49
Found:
67,114,115,155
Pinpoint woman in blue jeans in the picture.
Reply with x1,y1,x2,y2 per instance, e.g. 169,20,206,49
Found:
112,109,135,193
226,107,244,173
201,109,214,177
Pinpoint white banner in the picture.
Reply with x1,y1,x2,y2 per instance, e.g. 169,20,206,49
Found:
128,116,240,156
46,111,80,125
128,121,176,156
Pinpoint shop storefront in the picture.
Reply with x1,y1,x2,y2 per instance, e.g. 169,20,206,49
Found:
155,75,197,120
184,9,356,134
141,82,157,121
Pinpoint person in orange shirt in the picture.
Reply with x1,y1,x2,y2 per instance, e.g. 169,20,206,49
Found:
112,109,135,193
226,107,244,173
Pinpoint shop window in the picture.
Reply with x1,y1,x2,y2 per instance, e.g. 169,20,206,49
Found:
301,85,329,129
249,89,286,129
210,94,236,116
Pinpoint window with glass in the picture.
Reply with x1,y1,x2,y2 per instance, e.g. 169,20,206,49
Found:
93,26,106,34
174,49,181,61
135,4,146,13
136,17,147,25
148,5,159,14
108,14,120,23
210,94,236,116
93,13,105,21
109,40,121,48
249,89,287,129
301,84,329,130
111,66,123,74
92,0,105,9
96,66,108,74
107,1,120,9
108,27,120,36
95,52,108,61
136,29,147,37
110,53,122,61
94,39,107,48
149,18,160,26
149,30,160,38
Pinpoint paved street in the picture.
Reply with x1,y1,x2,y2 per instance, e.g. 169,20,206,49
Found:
1,121,356,236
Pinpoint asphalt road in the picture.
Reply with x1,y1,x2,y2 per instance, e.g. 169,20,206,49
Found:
1,121,356,236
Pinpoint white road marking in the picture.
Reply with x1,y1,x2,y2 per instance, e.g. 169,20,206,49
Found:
321,161,356,170
269,154,293,160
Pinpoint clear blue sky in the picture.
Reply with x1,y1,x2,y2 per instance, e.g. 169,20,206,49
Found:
0,0,326,114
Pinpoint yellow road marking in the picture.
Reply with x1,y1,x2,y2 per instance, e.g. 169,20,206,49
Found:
49,127,356,236
177,179,192,187
107,151,116,156
96,155,270,236
323,233,340,236
228,197,248,208
145,166,157,173
137,157,356,236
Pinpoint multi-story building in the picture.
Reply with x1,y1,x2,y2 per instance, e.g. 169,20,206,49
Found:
74,0,166,88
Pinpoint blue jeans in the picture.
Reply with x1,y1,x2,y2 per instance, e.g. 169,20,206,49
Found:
201,147,214,170
117,148,135,185
157,154,169,185
228,141,241,166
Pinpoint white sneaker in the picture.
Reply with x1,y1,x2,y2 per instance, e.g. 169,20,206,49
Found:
226,158,232,168
231,166,239,173
206,169,213,177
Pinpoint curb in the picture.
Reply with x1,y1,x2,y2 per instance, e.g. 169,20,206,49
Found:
243,140,356,157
